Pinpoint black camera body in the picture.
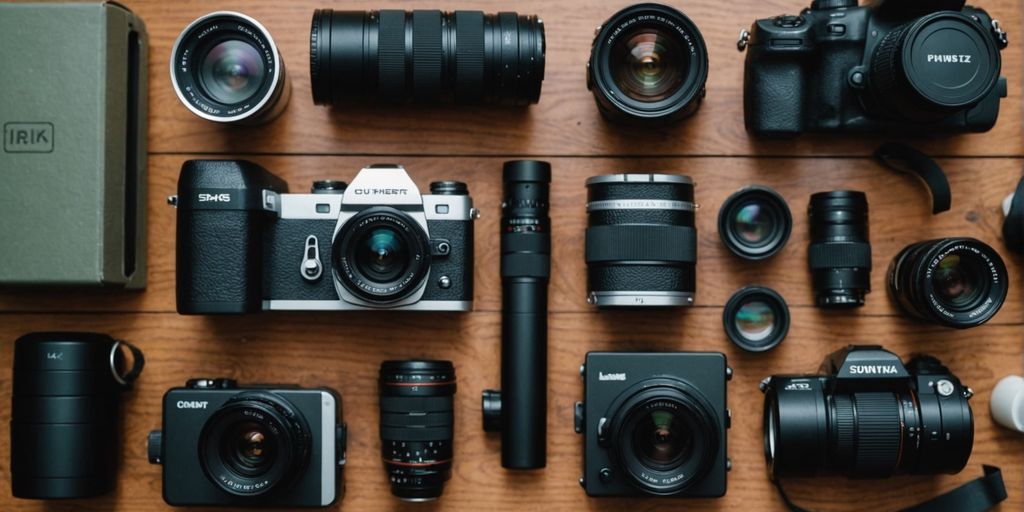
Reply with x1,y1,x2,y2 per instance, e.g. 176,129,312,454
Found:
742,0,1008,136
149,379,346,507
763,346,973,478
575,352,730,498
174,161,475,314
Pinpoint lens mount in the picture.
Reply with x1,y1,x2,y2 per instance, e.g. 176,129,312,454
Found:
724,286,790,353
333,207,431,304
719,186,792,260
605,379,719,495
199,392,311,498
588,3,708,123
170,11,289,124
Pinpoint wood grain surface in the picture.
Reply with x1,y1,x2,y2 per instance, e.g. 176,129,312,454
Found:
1,0,1023,511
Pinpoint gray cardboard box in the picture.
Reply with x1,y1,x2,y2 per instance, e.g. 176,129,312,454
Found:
0,2,148,288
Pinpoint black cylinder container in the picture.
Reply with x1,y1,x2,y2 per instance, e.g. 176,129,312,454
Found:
11,332,144,499
585,174,697,307
807,191,872,308
379,361,456,501
310,9,545,106
888,237,1008,329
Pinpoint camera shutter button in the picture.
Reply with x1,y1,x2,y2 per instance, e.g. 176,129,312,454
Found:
774,15,805,28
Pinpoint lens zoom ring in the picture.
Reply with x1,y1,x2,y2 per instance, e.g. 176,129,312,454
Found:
808,242,872,270
853,392,901,476
586,225,697,264
378,10,407,99
455,11,485,102
832,395,855,468
412,10,443,101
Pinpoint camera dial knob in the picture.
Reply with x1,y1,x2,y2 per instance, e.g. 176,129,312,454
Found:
773,15,805,28
812,0,857,10
312,180,347,194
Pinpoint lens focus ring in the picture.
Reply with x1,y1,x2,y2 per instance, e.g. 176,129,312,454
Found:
851,393,901,477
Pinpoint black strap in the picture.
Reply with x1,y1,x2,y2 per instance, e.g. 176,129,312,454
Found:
1001,175,1024,253
774,466,1007,512
874,143,951,215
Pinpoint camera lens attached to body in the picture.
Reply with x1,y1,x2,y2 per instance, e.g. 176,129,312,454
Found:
888,237,1008,329
808,191,872,308
333,207,432,304
171,12,290,125
380,360,456,501
588,3,709,124
585,174,698,307
719,186,792,260
724,286,790,353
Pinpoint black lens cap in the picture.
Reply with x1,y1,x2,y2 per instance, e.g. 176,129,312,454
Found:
718,186,792,260
903,12,1000,109
723,286,790,353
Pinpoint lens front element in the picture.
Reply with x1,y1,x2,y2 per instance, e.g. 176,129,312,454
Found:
611,28,687,103
200,40,266,105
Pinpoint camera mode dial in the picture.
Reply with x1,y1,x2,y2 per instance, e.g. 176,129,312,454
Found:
312,180,347,194
773,15,805,28
812,0,857,10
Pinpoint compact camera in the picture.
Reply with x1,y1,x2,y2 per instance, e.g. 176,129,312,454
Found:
148,379,346,507
762,345,973,478
741,0,1008,136
574,352,730,498
172,161,476,314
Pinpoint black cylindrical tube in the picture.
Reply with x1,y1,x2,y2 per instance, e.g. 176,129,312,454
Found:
497,160,551,469
807,191,872,308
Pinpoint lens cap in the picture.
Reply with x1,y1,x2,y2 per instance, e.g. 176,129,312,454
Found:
718,186,792,260
724,286,790,352
903,13,1000,109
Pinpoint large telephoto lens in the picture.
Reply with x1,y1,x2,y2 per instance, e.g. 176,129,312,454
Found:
808,191,872,308
171,12,290,125
11,333,143,499
199,392,311,498
888,237,1008,329
585,174,697,307
380,360,456,501
310,9,545,106
588,3,709,124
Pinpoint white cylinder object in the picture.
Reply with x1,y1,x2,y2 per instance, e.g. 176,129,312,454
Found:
990,375,1024,433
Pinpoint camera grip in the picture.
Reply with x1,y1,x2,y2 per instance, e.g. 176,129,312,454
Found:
176,209,265,314
744,52,806,136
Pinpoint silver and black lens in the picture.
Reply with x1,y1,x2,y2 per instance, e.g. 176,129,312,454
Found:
310,9,545,106
199,392,311,498
723,286,789,353
170,12,290,125
332,207,431,304
587,3,709,124
380,360,456,501
888,237,1008,329
718,186,792,260
585,174,697,308
807,191,872,308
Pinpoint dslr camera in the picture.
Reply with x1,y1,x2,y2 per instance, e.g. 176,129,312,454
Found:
148,379,346,507
741,0,1009,136
762,345,973,478
173,161,476,314
574,352,730,498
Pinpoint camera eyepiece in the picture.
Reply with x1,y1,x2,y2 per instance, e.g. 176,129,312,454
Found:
719,186,792,260
379,360,456,501
807,191,872,308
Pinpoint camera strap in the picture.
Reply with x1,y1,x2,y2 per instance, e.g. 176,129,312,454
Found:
874,143,951,215
110,340,145,389
774,465,1007,512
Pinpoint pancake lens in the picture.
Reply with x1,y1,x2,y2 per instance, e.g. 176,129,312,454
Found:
735,300,775,342
200,40,265,105
611,28,686,102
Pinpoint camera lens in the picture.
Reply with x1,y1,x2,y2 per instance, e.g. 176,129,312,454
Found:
606,381,719,495
588,3,708,123
171,12,290,124
200,392,311,497
379,360,456,501
585,174,697,308
724,286,789,353
807,191,872,308
310,10,545,106
333,207,431,304
869,12,1000,121
719,186,792,260
888,237,1008,328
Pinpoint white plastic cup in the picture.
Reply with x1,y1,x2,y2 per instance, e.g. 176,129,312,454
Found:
990,375,1024,433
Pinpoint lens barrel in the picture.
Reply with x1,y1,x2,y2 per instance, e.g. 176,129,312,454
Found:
585,174,697,307
380,360,456,501
807,191,872,308
588,3,709,123
888,237,1008,328
310,9,545,106
11,332,143,499
171,12,290,125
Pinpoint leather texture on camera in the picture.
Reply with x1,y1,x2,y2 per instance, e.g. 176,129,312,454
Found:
177,210,264,313
588,264,695,293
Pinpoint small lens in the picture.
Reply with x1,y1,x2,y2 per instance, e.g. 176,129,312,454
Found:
610,28,686,102
200,40,265,105
932,254,980,306
632,408,693,469
735,203,773,245
735,300,775,342
807,191,871,308
356,228,408,281
724,286,789,352
719,186,791,260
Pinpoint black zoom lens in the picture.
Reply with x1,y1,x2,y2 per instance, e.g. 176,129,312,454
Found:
888,237,1008,328
585,174,697,308
380,360,456,501
310,9,545,106
588,3,709,123
808,191,872,308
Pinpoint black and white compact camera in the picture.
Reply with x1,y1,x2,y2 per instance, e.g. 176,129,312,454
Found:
148,379,346,507
172,161,476,314
574,352,731,498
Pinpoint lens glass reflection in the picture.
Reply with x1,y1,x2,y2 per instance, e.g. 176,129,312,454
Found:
200,40,265,104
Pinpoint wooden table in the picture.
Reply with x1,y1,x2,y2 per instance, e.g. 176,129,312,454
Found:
1,1,1022,510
